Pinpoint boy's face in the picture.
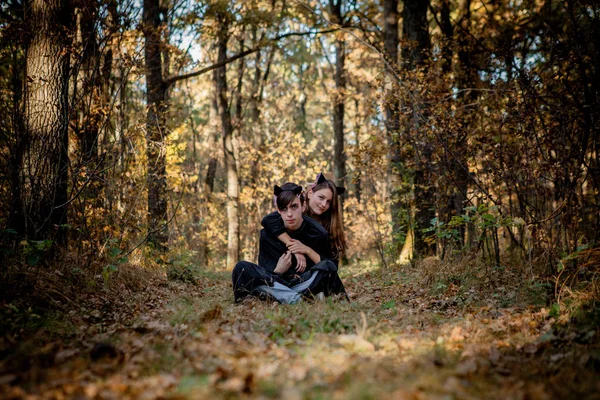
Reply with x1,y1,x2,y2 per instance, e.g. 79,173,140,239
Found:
277,196,303,231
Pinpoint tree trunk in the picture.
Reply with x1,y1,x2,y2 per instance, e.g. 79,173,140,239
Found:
205,85,219,194
330,0,346,193
402,0,434,257
143,0,169,250
354,98,362,203
215,10,240,269
454,0,475,248
74,0,106,206
383,0,404,254
439,0,453,73
19,0,73,244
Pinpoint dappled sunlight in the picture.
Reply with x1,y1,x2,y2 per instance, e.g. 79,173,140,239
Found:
1,260,598,399
1,0,599,398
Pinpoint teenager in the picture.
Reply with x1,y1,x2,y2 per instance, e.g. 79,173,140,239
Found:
232,182,347,304
261,173,348,270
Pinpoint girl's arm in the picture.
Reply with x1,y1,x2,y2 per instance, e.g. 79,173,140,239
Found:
262,212,307,271
287,239,321,264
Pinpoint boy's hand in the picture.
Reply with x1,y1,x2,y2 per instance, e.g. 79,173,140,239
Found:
294,253,307,273
274,251,292,274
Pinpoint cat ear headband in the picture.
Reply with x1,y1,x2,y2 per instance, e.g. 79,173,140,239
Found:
274,185,303,197
314,172,346,195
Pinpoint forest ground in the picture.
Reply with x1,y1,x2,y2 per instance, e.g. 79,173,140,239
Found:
1,258,599,399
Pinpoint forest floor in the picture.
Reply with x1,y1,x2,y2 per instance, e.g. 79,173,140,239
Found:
1,259,599,399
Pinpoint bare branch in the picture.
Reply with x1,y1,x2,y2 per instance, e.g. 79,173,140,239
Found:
165,28,339,87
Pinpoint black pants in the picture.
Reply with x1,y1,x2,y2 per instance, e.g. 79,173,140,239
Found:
231,259,348,303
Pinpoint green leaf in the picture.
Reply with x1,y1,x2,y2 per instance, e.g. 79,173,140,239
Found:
576,243,589,252
104,264,118,273
26,253,41,266
381,300,396,310
108,247,121,258
482,213,496,222
549,303,560,318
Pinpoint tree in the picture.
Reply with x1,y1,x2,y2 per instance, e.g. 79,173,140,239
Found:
402,0,433,257
382,0,403,253
329,0,347,193
17,0,73,244
213,5,240,269
142,0,169,249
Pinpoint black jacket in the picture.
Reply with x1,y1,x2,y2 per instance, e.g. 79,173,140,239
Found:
258,212,332,281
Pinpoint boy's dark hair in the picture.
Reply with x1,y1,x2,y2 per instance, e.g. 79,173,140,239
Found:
274,182,305,209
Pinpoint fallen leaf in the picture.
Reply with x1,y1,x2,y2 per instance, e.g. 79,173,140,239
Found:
338,334,375,352
455,358,478,376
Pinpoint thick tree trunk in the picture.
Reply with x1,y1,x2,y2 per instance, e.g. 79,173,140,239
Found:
215,10,240,269
19,0,73,243
143,0,169,250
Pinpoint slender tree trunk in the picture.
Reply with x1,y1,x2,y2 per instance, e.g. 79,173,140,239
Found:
75,0,110,207
76,1,99,163
354,98,362,203
440,0,453,73
248,43,274,189
330,0,346,193
455,0,475,248
403,0,434,257
103,0,124,214
248,40,274,262
215,10,240,269
205,86,219,194
143,0,169,249
19,0,73,244
383,0,404,255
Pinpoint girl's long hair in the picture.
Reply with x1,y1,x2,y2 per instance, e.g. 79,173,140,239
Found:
305,179,347,259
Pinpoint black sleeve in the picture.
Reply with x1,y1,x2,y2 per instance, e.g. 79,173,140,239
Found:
299,217,334,263
258,229,297,281
315,235,334,262
261,211,286,238
258,229,287,272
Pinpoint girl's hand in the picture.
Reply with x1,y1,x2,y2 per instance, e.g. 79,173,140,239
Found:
287,239,310,256
274,251,292,274
294,253,307,273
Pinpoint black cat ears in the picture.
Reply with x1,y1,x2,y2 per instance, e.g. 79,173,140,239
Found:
274,185,303,196
315,172,346,195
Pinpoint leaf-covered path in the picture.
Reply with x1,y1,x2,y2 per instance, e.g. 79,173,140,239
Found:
2,263,599,399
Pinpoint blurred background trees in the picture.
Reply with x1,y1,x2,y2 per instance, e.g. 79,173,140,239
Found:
0,0,598,288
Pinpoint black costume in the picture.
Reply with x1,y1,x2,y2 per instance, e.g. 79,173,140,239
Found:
261,211,342,266
232,212,347,304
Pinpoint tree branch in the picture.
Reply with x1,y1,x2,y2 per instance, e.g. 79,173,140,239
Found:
165,28,339,87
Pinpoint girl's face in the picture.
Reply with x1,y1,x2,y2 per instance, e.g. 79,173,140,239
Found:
308,188,333,216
